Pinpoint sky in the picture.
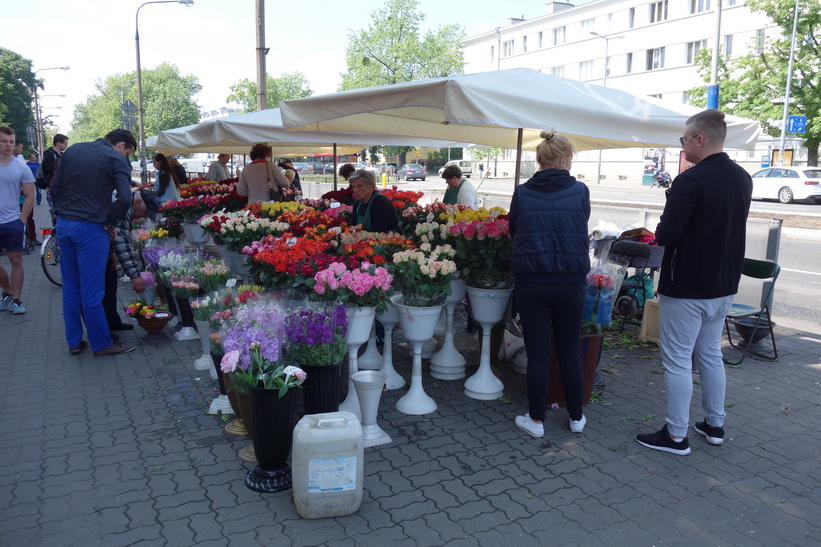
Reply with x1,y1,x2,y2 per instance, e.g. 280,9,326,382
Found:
4,0,592,134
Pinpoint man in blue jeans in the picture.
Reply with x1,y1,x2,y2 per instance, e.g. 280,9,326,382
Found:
636,110,752,455
50,129,137,356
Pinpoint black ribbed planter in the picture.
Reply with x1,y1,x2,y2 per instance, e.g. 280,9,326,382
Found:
245,385,297,493
301,363,343,415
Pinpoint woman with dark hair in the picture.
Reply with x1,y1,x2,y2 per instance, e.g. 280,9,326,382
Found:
510,129,591,439
236,143,290,203
152,153,181,203
168,157,188,187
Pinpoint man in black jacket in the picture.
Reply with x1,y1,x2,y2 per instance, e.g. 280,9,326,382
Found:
637,110,752,455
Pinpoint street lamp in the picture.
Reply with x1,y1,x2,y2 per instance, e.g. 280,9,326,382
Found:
777,0,800,166
590,32,625,185
32,67,69,160
135,0,194,185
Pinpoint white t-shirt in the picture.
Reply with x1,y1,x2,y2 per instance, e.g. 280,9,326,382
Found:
0,159,35,224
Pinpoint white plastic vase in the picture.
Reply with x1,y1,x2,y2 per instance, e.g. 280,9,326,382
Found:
430,277,468,380
339,306,376,420
375,298,405,390
463,286,513,400
392,295,443,415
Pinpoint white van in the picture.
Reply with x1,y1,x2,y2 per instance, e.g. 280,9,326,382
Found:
179,160,206,177
438,160,473,178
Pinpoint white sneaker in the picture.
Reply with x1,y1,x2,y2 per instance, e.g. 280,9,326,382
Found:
570,414,587,433
515,414,544,438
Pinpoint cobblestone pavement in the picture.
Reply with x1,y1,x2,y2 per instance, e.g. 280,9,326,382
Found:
2,202,821,546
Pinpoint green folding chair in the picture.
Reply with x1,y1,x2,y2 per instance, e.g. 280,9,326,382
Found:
723,258,780,365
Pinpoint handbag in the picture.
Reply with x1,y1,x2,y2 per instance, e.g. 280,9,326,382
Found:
266,161,281,201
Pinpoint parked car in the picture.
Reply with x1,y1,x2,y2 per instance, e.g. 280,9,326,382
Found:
323,163,337,174
291,162,311,173
305,161,326,173
437,160,473,178
750,166,821,204
397,163,427,181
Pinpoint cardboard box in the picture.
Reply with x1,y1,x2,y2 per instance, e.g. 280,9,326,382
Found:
639,298,660,346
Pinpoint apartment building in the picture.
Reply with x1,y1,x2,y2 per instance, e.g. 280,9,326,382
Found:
463,0,795,181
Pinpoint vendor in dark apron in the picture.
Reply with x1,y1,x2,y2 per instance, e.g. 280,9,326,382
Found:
441,165,479,209
350,169,399,233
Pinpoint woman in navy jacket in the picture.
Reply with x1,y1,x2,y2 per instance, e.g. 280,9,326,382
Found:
509,130,591,439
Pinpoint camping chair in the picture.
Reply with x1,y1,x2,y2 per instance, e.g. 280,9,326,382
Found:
723,258,780,365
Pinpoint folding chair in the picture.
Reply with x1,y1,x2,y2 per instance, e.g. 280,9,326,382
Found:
723,258,780,365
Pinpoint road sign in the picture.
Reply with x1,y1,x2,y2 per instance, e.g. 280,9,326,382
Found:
120,99,138,116
26,126,37,143
120,115,137,131
761,155,770,168
786,115,807,133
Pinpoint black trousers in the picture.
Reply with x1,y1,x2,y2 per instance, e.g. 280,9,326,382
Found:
102,262,124,328
515,282,585,422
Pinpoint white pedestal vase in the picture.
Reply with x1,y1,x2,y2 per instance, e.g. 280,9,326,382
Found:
393,295,444,415
357,325,382,370
352,370,391,447
141,284,156,306
375,297,405,390
338,306,376,421
182,223,211,249
430,277,468,380
463,286,513,400
226,250,250,283
193,319,214,370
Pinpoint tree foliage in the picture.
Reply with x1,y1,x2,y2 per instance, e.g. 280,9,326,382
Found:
226,72,313,112
340,0,465,91
69,62,202,147
0,47,36,146
688,0,821,165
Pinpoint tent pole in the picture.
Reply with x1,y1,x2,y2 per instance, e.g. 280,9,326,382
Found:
333,143,338,191
514,128,523,187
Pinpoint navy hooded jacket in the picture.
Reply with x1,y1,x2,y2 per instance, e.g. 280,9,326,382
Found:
509,168,591,285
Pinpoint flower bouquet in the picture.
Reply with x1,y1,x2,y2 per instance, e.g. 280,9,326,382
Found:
197,259,231,292
218,302,306,395
390,245,457,306
312,261,394,309
284,303,348,366
219,214,289,252
448,217,512,289
582,263,619,335
125,300,172,339
125,300,163,319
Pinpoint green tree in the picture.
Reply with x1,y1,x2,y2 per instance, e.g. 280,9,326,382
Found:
688,0,820,165
0,48,36,146
226,73,313,112
340,0,465,91
69,62,201,146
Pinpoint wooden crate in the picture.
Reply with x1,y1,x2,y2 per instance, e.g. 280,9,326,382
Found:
639,298,660,346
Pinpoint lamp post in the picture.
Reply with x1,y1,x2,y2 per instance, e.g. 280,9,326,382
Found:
777,0,800,166
590,32,624,185
32,67,69,160
135,0,194,185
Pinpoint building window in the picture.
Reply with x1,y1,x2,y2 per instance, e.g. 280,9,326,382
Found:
686,40,706,64
646,47,665,70
581,18,595,33
755,29,766,54
538,31,543,48
523,35,528,53
551,66,564,78
690,0,711,14
727,0,737,5
723,34,733,57
627,52,633,73
628,8,635,29
503,40,514,57
580,60,594,80
650,1,668,23
552,26,565,46
490,45,495,62
683,91,694,104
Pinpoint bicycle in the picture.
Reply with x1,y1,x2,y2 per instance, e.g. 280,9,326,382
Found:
40,226,62,286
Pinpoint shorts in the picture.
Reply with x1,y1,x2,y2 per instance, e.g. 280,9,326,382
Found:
0,220,25,252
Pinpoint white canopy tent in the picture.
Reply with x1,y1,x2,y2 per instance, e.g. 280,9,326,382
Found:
280,68,761,183
149,107,481,157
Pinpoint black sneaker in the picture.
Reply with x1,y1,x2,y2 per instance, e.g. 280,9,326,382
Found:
636,424,691,455
694,420,725,446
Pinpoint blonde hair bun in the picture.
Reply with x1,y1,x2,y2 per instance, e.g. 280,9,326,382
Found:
540,130,557,141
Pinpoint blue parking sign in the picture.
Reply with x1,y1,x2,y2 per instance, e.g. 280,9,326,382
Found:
786,115,807,133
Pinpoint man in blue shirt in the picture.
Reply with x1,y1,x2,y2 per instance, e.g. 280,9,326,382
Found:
25,154,41,205
50,129,137,357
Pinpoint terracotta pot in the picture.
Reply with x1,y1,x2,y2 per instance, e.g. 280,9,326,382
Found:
136,313,171,333
547,332,605,407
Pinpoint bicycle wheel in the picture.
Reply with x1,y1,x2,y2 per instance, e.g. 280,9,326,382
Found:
41,237,62,286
